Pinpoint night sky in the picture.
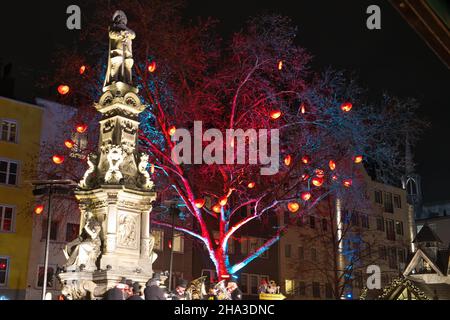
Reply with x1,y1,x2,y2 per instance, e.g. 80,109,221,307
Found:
1,0,449,203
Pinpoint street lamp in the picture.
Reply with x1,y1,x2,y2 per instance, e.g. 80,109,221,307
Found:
30,179,76,300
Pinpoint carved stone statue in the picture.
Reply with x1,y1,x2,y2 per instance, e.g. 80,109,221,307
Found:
63,213,102,271
149,233,158,264
105,146,124,183
104,10,136,89
137,153,154,189
118,214,137,247
79,153,98,189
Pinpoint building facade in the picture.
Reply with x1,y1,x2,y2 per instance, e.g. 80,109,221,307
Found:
0,96,43,300
277,168,415,300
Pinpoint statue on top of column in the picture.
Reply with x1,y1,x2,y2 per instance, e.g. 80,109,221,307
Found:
104,10,136,90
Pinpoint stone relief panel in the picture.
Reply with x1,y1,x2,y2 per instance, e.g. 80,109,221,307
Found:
117,212,139,249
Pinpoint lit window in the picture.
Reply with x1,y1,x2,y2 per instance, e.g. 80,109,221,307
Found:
0,257,9,286
285,279,295,295
0,205,14,232
151,229,164,251
1,120,17,143
0,159,18,185
173,231,184,253
36,265,55,288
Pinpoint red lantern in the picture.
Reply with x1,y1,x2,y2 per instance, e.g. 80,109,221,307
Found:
212,204,221,213
329,160,336,171
287,202,300,213
353,155,363,164
79,65,86,75
270,110,282,120
168,125,176,136
57,85,70,95
315,169,325,178
343,179,353,188
284,155,292,166
301,155,310,164
301,192,311,201
76,124,87,133
340,102,353,112
278,60,283,70
52,155,65,164
194,198,206,209
219,196,228,206
34,204,44,215
148,61,156,73
300,103,306,114
312,177,324,187
247,182,255,189
64,139,75,149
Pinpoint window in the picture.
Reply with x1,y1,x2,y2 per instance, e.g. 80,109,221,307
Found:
398,248,406,264
309,216,315,229
395,221,404,236
0,159,18,185
173,231,184,253
0,257,9,286
386,219,395,241
325,283,333,299
374,190,383,204
388,247,398,269
298,281,306,296
65,223,79,242
0,205,14,232
240,273,248,294
322,218,328,232
249,237,259,254
285,279,295,295
151,229,164,251
241,237,248,255
384,192,394,213
394,195,402,209
298,246,304,260
241,237,268,258
285,244,291,258
376,217,385,231
1,120,17,143
312,282,321,298
41,220,58,241
37,265,55,288
378,246,387,260
250,275,259,295
361,214,369,229
351,211,359,226
311,248,317,262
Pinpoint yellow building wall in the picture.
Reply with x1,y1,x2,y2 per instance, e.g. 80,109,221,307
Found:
0,97,43,299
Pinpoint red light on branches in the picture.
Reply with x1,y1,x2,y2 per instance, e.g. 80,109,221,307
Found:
329,160,336,171
34,204,44,215
312,177,324,187
168,125,176,136
301,155,310,164
76,124,87,133
247,182,255,189
343,179,353,188
79,65,86,75
194,199,206,209
148,61,156,73
301,192,311,201
300,103,306,114
315,169,325,178
270,110,282,120
219,196,228,206
301,174,309,181
64,139,75,149
353,155,363,163
57,85,70,95
212,204,221,213
278,60,283,70
287,202,300,213
341,102,353,112
284,155,292,166
52,155,65,164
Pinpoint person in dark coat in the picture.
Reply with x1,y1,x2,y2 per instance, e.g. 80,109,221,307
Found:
104,277,129,300
227,281,243,300
127,282,144,300
144,273,167,300
171,279,188,300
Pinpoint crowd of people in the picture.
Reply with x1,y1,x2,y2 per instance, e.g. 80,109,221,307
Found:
103,272,243,300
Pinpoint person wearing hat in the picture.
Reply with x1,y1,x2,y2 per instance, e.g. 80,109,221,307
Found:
227,280,243,300
144,272,167,300
127,282,144,300
171,279,188,300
